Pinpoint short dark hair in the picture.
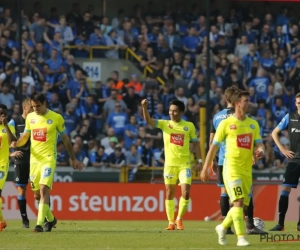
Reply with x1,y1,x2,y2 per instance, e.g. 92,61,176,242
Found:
231,90,250,106
0,104,8,110
169,99,185,112
224,86,239,104
30,92,46,103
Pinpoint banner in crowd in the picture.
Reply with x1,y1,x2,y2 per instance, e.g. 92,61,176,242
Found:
2,182,299,221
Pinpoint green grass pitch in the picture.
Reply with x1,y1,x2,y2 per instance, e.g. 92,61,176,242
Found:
1,220,300,249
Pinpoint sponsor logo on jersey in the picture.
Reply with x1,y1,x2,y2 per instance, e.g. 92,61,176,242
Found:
291,119,298,122
32,128,47,142
237,133,252,150
0,171,5,179
170,133,184,146
183,126,188,131
250,124,255,129
43,167,52,178
230,125,236,130
215,114,230,121
30,119,35,124
291,128,300,133
47,119,53,124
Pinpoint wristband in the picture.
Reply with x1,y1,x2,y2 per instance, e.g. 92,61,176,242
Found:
198,159,202,163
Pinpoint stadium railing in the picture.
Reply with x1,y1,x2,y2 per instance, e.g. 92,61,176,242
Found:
64,45,165,85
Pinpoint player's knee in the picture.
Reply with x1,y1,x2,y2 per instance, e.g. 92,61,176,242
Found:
17,186,27,196
282,186,291,193
34,194,41,201
181,190,190,200
39,185,50,197
232,198,243,207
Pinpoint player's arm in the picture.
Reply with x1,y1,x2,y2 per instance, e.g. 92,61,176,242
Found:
14,131,30,147
141,99,156,127
189,123,202,164
3,120,17,143
271,114,295,159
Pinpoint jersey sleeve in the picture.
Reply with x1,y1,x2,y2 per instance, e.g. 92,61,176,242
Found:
25,116,31,133
253,121,263,145
155,119,167,131
277,114,289,131
212,120,226,146
8,124,16,136
8,119,15,127
57,114,67,135
189,123,198,142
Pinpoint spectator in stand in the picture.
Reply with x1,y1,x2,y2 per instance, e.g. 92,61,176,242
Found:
105,29,127,59
63,103,80,135
74,32,90,58
124,115,138,150
103,89,127,116
57,141,69,166
123,86,141,116
90,146,108,169
107,147,126,169
67,70,89,104
106,101,128,138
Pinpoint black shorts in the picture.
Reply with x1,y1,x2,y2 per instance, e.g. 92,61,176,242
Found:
217,165,225,187
283,161,300,188
14,162,30,186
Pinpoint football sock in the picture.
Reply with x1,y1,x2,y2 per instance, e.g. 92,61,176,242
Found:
17,195,28,222
165,199,175,224
222,208,233,229
231,207,245,237
220,193,230,219
177,197,190,220
37,203,49,226
245,198,254,229
0,197,3,221
278,191,289,226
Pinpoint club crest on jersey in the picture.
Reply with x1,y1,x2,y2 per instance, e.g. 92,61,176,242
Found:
186,168,191,178
30,119,35,124
237,133,252,150
168,124,173,129
47,119,53,124
250,124,255,129
183,126,188,131
230,125,236,130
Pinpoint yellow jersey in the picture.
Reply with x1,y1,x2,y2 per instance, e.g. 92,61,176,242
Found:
213,116,262,176
155,119,198,167
0,124,15,165
25,110,66,163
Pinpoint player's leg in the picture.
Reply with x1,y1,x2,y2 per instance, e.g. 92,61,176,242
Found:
269,162,299,231
216,175,250,246
37,163,57,232
14,163,30,227
164,166,178,230
217,166,234,234
297,196,300,231
0,163,9,231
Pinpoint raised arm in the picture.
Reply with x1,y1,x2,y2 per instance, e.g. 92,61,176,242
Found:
141,99,156,127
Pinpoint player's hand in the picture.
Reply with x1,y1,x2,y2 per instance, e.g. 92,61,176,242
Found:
254,149,264,160
10,141,17,148
10,151,23,158
70,159,85,171
280,148,295,159
141,99,148,108
0,116,7,126
200,169,209,182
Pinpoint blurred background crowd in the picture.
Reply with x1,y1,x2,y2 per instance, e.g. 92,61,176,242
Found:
0,1,297,179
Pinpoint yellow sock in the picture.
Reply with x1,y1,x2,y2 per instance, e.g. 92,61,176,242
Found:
46,207,54,222
231,207,245,237
177,197,190,220
37,203,49,226
165,199,175,223
0,198,3,221
222,208,233,229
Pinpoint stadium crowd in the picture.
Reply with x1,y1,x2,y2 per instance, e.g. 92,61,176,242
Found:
0,2,297,178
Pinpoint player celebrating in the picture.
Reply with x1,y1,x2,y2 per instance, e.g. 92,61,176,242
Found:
201,90,265,246
0,104,22,231
5,99,33,228
269,93,300,231
210,86,267,235
141,98,202,230
10,92,84,233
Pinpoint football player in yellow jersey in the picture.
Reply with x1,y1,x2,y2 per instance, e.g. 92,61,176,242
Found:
10,92,85,233
0,104,23,231
141,98,202,230
201,90,265,247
